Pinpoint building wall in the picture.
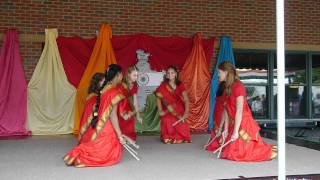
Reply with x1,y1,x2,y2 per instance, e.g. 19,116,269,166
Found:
0,0,319,80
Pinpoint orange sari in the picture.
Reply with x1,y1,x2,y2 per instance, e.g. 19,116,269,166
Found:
220,81,276,162
117,83,138,140
64,84,124,167
155,82,191,144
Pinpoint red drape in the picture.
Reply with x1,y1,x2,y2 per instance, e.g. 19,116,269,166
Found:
57,34,214,87
180,33,211,131
57,36,95,87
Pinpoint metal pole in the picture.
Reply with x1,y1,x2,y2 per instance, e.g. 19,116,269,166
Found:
276,0,286,179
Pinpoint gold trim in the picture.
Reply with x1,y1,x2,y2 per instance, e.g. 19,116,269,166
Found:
239,129,251,143
156,87,182,119
86,93,96,101
79,114,93,140
91,94,124,141
165,84,174,93
101,84,115,94
75,164,85,168
271,150,277,160
172,139,183,144
163,139,172,144
122,82,128,90
63,155,69,162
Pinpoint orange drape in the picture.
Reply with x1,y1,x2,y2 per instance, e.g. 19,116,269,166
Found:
180,33,211,131
73,24,117,134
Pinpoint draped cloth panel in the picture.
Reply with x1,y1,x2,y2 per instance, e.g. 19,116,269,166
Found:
208,36,235,130
57,36,95,87
0,29,30,137
58,34,215,88
135,94,160,133
73,24,117,134
180,33,212,131
112,34,215,72
27,29,76,135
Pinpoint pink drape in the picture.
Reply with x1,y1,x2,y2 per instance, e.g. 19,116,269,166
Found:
0,29,30,137
57,34,214,87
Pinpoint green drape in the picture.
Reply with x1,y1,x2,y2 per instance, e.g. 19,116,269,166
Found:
135,94,160,133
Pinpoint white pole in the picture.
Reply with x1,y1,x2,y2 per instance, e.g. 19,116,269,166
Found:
276,0,286,179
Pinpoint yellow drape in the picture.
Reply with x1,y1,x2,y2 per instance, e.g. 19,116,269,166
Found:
27,29,76,135
73,24,117,134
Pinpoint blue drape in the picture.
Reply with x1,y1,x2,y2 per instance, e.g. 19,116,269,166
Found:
208,36,235,131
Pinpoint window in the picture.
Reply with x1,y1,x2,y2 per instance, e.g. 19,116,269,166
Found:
234,50,319,121
273,53,307,118
234,51,269,119
273,86,307,118
273,54,306,84
312,54,320,118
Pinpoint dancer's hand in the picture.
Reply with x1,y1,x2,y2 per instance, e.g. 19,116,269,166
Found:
159,111,166,116
122,113,131,120
136,113,143,124
178,116,185,123
231,132,239,141
216,128,222,137
118,135,126,144
222,130,228,139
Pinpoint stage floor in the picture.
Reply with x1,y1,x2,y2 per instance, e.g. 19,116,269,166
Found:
1,134,319,180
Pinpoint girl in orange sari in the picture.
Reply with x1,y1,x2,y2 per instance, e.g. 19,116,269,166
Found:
209,62,277,162
117,66,142,141
78,72,105,141
155,66,191,144
64,64,128,167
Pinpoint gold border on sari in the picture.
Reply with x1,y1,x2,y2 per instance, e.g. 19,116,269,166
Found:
239,129,252,143
91,94,124,141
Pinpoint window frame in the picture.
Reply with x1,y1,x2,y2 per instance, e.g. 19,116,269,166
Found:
233,49,320,123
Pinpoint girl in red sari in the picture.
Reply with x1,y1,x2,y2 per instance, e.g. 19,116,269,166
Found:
155,66,191,144
78,72,105,141
205,82,225,151
207,62,277,162
117,66,142,141
64,64,128,167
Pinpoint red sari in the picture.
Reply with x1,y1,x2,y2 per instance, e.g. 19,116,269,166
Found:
155,82,191,144
117,82,138,140
220,81,276,162
64,84,125,167
78,93,96,141
206,95,224,151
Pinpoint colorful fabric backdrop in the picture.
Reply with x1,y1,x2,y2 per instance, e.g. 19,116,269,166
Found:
208,36,235,131
27,29,76,135
0,29,30,137
58,31,214,133
180,33,211,131
57,34,215,88
73,24,117,134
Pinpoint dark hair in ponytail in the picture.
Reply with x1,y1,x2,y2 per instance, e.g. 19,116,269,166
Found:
90,64,122,128
88,73,105,94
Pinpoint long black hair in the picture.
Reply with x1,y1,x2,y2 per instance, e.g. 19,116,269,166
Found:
165,65,181,85
88,73,105,94
90,64,122,128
